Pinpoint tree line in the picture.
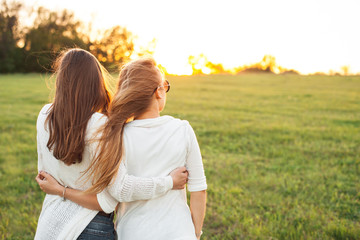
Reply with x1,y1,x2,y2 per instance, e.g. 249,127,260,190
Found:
1,1,352,76
188,54,300,75
0,0,136,73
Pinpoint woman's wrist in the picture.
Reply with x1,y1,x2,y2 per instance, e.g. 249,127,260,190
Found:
62,186,68,200
57,185,65,196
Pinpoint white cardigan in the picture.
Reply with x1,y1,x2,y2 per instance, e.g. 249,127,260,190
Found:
35,104,173,240
97,116,207,240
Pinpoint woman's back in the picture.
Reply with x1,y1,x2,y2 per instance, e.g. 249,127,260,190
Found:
35,104,106,239
37,104,106,188
117,116,207,240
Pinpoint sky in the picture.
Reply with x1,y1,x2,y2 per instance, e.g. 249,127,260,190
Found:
24,0,360,75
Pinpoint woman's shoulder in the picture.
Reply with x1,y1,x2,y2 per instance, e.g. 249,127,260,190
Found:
38,103,52,116
165,117,197,146
36,103,52,125
36,103,55,133
168,116,198,137
91,112,107,121
84,112,108,140
87,112,108,130
166,115,190,125
165,116,193,131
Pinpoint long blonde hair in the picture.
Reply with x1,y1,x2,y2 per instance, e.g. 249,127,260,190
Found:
84,57,162,193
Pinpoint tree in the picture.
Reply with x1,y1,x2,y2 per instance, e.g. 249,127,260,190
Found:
188,55,205,75
340,65,350,76
259,55,277,73
0,2,137,73
89,26,134,72
236,55,282,74
188,54,226,75
23,7,89,72
134,38,157,57
0,0,23,73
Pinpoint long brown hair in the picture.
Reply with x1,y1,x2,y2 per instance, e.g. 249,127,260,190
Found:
85,57,162,193
46,48,112,165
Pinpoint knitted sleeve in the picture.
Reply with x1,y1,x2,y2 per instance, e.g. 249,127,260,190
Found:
97,162,173,213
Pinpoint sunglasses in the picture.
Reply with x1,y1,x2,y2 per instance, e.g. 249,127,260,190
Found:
153,80,170,94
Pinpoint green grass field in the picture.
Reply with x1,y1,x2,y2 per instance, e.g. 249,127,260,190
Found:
0,73,359,239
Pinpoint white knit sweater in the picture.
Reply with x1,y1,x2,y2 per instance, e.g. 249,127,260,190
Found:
97,116,207,240
35,104,173,240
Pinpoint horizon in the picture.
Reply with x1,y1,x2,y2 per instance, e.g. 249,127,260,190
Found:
22,0,360,75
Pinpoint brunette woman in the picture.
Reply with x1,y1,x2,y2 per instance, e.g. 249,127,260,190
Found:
34,49,187,240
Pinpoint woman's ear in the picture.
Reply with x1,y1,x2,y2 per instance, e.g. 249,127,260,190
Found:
155,88,165,99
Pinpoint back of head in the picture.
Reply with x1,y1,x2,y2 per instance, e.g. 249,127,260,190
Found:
46,48,112,165
113,57,161,119
85,57,162,193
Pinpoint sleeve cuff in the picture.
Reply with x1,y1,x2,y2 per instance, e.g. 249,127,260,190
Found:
165,175,173,190
187,183,207,192
97,190,118,214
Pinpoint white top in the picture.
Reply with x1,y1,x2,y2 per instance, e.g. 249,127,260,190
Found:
97,116,207,240
35,104,173,240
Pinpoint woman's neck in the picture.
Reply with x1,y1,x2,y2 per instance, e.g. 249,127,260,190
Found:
135,102,160,120
135,111,160,120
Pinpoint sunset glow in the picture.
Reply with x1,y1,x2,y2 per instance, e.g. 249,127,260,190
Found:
24,0,360,75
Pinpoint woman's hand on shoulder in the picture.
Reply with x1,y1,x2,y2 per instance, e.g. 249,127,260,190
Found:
35,171,64,196
170,167,188,190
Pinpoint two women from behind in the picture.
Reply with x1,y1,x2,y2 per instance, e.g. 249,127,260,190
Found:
37,57,207,239
35,49,188,239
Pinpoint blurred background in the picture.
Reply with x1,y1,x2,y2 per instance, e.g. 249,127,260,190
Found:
1,0,360,75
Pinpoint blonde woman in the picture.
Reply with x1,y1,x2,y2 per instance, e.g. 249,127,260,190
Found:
35,50,188,240
37,57,207,239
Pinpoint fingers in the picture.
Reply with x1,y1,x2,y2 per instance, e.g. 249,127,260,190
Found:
180,169,189,185
180,167,188,173
35,173,46,192
181,171,188,179
39,171,51,179
170,167,188,175
170,166,189,189
35,174,42,184
175,166,187,173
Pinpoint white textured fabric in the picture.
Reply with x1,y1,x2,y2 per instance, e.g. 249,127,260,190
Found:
35,104,173,240
97,115,207,240
97,162,173,213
